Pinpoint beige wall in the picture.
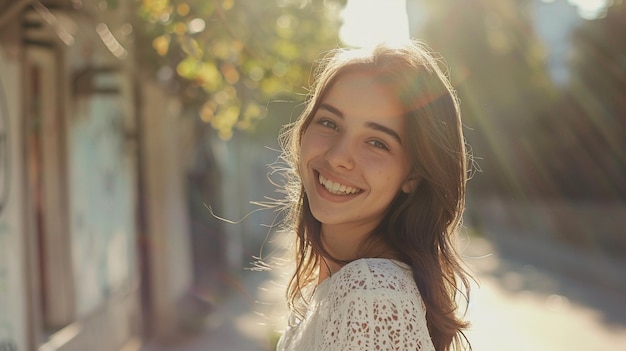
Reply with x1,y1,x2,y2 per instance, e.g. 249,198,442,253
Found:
140,80,193,341
0,44,28,351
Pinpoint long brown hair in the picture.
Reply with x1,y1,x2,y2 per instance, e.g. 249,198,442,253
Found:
278,40,472,351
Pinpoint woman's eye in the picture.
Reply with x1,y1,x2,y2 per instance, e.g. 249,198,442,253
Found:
368,139,389,150
318,119,338,130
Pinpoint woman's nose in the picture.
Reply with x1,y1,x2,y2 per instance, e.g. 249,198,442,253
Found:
325,136,355,170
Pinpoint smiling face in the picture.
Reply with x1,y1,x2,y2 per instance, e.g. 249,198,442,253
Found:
299,71,416,243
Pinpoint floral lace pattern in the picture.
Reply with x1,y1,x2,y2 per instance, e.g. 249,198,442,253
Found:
277,258,435,351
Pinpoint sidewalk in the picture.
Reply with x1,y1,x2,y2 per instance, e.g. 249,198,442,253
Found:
485,228,626,295
472,217,626,299
141,260,289,351
467,196,626,295
463,235,626,350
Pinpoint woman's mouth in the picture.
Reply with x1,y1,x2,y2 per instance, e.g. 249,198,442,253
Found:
318,173,362,195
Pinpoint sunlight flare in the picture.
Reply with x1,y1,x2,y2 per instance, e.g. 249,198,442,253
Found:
340,0,410,48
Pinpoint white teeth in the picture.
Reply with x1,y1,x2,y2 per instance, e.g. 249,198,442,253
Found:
318,174,360,195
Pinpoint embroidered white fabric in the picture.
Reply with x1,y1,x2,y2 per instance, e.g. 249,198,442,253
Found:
276,258,435,351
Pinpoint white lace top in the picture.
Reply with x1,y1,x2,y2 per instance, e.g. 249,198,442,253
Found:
276,258,435,351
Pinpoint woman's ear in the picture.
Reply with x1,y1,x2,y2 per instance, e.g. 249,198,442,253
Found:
401,175,421,193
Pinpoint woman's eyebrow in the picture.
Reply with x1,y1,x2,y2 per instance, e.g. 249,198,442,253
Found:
319,103,343,117
319,102,402,145
365,122,402,145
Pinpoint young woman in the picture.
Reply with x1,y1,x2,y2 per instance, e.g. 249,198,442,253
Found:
275,39,472,351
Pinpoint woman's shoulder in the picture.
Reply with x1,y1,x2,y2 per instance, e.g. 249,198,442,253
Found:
328,258,419,296
321,258,429,324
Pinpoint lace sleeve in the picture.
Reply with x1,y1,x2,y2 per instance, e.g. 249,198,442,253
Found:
318,260,435,351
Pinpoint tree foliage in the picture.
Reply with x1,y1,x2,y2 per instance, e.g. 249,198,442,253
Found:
412,0,562,197
412,0,625,200
544,1,626,199
136,0,345,139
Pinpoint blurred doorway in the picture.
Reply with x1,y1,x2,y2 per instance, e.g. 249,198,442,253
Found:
24,45,74,347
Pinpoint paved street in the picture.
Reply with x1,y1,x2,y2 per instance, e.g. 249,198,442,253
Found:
464,237,626,351
142,235,626,351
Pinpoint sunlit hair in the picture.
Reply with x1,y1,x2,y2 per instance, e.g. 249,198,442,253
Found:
278,39,472,351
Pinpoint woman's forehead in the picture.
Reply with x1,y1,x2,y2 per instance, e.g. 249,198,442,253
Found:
320,71,406,117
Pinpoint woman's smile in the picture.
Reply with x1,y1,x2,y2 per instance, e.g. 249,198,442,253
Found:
317,171,362,196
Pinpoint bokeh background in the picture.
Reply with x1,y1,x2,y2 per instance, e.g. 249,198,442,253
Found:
0,0,624,350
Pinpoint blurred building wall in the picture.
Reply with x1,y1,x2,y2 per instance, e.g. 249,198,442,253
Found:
0,0,196,350
138,80,193,342
0,19,29,351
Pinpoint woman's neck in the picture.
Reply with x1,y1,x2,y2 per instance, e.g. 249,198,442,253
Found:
320,223,369,261
317,222,396,284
